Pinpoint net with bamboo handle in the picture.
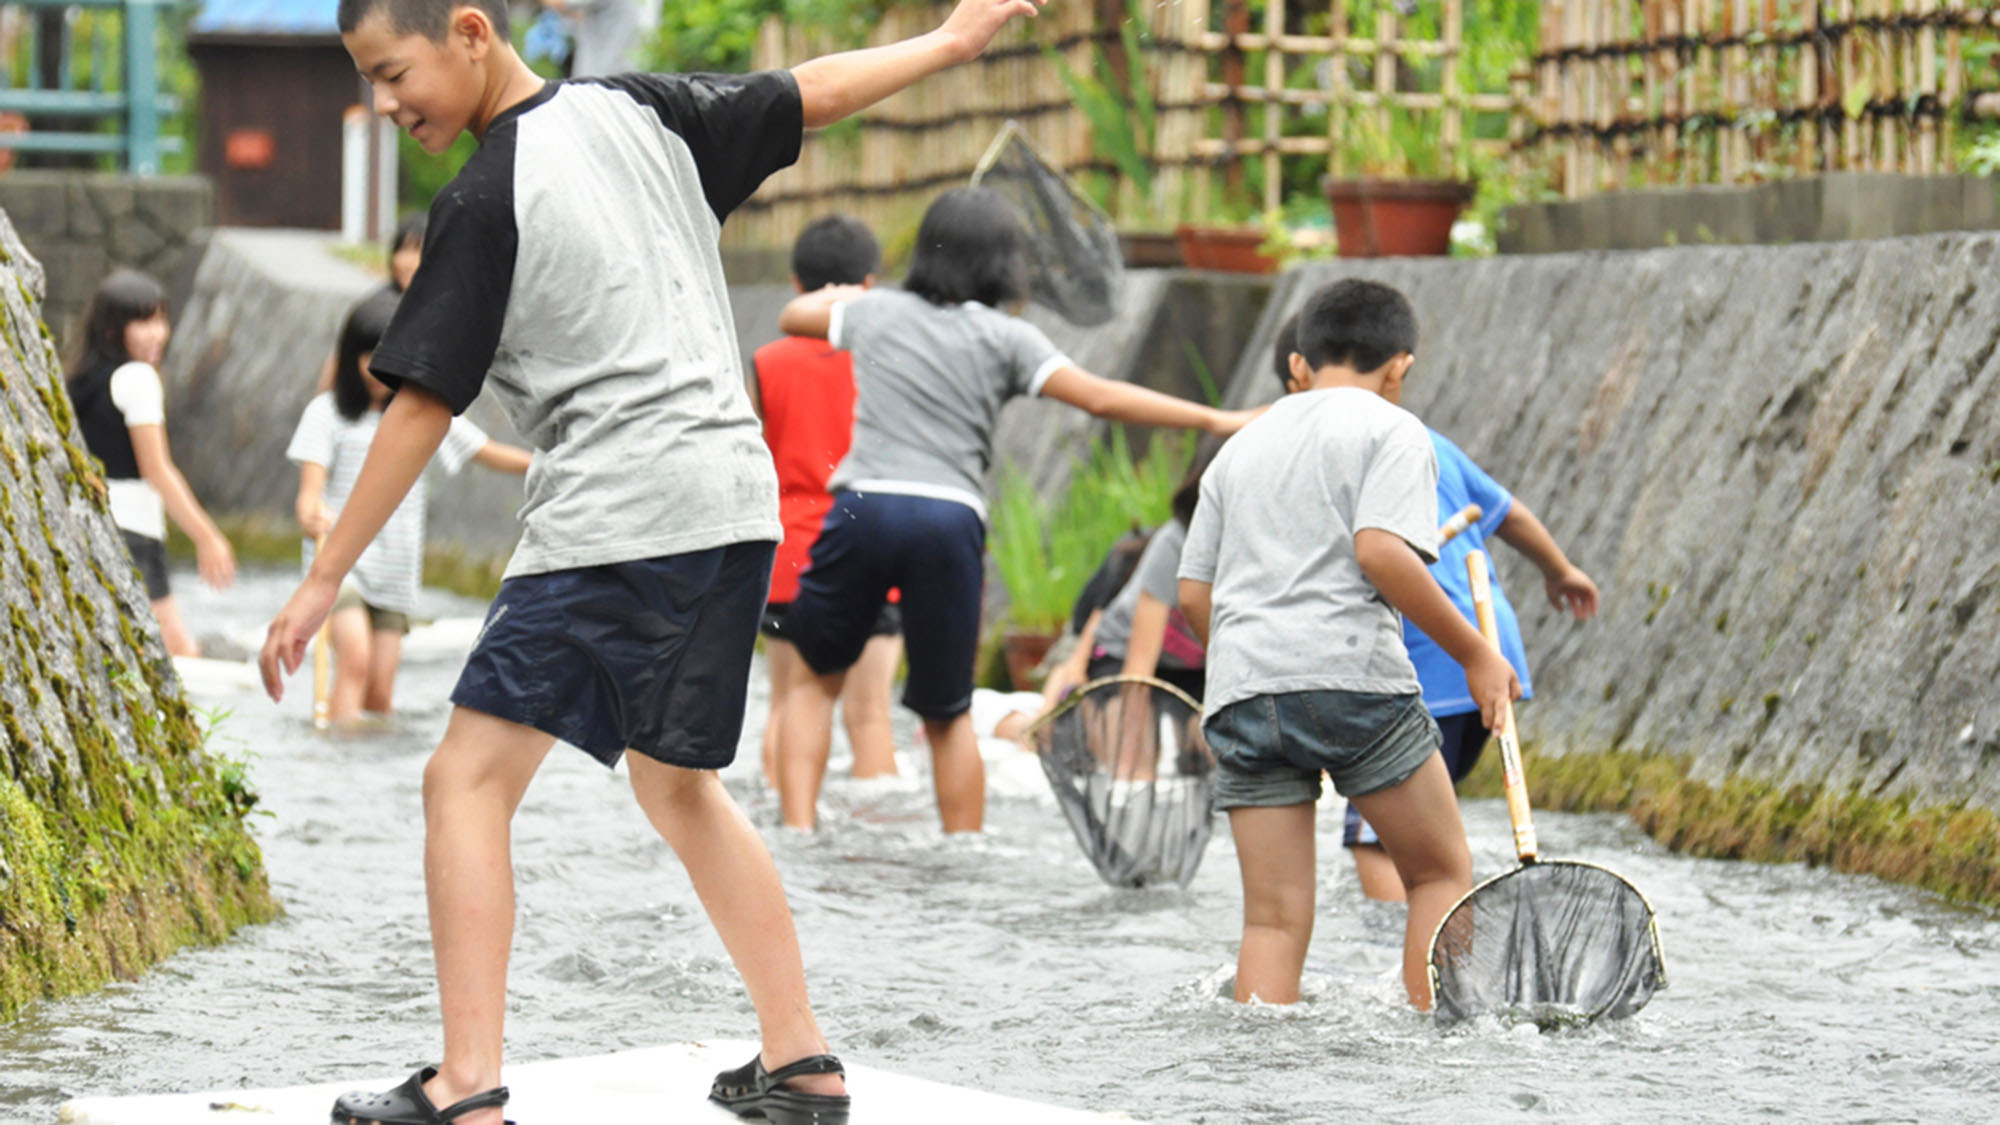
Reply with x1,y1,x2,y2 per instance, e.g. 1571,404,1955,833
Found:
1426,551,1666,1027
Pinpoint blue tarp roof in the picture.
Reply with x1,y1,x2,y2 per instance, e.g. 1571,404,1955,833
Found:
190,0,340,37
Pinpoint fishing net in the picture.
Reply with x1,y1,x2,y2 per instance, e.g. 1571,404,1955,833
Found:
972,121,1124,327
1024,676,1214,888
1428,859,1668,1028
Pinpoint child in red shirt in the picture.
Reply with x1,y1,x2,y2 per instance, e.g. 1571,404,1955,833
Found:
752,215,902,783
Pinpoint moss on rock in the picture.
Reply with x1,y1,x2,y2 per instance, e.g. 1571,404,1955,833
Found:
0,207,275,1020
1461,743,2000,907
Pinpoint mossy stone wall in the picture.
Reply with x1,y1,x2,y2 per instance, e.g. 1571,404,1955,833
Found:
0,207,275,1019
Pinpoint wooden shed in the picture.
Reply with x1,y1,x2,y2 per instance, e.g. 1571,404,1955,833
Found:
187,0,390,231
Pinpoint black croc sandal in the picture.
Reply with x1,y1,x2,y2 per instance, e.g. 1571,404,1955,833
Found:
329,1066,512,1125
709,1053,851,1125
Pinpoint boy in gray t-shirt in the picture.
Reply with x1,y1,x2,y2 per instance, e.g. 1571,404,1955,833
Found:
1177,278,1519,1013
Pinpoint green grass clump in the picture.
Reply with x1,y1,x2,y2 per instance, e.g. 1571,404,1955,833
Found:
988,430,1191,632
1460,743,2000,907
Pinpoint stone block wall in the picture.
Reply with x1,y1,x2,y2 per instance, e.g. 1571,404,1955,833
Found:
0,172,214,347
1500,173,2000,255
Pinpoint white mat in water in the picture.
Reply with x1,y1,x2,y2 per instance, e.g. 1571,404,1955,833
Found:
58,1039,1132,1123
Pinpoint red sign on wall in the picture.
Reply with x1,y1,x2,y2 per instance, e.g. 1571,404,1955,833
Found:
224,128,275,170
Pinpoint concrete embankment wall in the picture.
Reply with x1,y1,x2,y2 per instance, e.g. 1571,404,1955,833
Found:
1223,237,2000,894
0,209,275,1017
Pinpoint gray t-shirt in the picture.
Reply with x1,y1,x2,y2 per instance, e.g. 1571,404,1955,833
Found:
827,289,1072,517
1094,520,1200,669
1178,387,1440,716
367,74,800,578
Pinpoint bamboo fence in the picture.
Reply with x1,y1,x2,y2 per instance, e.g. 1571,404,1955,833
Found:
1520,0,2000,198
727,0,1503,252
729,1,2000,250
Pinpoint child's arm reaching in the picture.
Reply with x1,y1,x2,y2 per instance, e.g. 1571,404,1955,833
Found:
471,441,533,475
1040,366,1260,437
1178,579,1213,645
791,0,1045,128
1355,528,1520,729
1494,500,1599,619
259,386,454,699
777,285,867,339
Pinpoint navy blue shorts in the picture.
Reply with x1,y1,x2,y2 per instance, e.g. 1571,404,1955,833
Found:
1342,709,1489,847
761,599,901,642
451,541,774,769
784,490,984,720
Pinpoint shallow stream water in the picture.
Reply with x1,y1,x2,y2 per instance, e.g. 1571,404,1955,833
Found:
3,570,1998,1122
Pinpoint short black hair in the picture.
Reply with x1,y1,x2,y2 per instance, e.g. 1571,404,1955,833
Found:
904,187,1030,310
69,268,166,376
1270,310,1301,393
1295,279,1417,375
333,290,402,420
387,211,428,291
337,0,509,40
1170,443,1219,528
792,215,879,292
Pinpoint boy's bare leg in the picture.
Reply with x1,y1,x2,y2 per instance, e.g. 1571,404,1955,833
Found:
920,712,984,833
152,595,199,658
413,706,556,1125
1227,802,1318,1004
625,756,846,1098
778,668,844,830
762,639,804,786
1350,843,1409,902
327,606,371,726
842,634,902,778
1349,752,1473,1011
361,628,404,716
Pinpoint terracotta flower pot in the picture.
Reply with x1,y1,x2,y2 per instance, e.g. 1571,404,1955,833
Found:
1174,224,1280,274
1001,629,1060,691
1323,178,1476,258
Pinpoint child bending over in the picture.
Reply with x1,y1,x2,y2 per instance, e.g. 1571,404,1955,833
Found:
259,1,1050,1121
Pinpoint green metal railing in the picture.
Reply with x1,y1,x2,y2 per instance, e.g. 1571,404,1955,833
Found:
0,0,182,175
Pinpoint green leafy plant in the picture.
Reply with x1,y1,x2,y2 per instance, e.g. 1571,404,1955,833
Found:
1048,0,1160,220
989,430,1193,631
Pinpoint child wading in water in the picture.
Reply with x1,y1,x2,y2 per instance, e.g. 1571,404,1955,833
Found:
289,291,530,726
775,186,1258,833
1262,314,1601,901
752,215,902,784
1178,279,1518,1010
259,1,1053,1122
66,269,236,656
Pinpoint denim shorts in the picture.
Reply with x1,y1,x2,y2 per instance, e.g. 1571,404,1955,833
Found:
785,490,985,719
1342,709,1488,846
1206,689,1440,811
451,541,773,769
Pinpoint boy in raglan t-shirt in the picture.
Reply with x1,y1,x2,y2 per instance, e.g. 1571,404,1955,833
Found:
1177,279,1519,1012
257,2,1047,1122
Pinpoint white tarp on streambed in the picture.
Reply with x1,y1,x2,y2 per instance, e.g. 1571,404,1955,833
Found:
59,1039,1130,1122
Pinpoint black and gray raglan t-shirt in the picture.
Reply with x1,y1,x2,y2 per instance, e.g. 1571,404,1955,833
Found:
367,72,801,579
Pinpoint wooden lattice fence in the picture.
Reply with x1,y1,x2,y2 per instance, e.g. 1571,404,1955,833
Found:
1520,1,2000,198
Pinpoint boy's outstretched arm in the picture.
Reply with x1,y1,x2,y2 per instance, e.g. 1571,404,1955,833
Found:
778,284,866,339
792,0,1045,128
1494,500,1599,619
472,440,533,475
258,386,454,699
1355,528,1519,729
1041,366,1261,436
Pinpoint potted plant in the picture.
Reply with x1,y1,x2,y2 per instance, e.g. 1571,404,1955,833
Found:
1175,220,1282,273
1324,106,1475,258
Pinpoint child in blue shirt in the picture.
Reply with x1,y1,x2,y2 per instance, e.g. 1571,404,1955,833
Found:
1266,312,1599,901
